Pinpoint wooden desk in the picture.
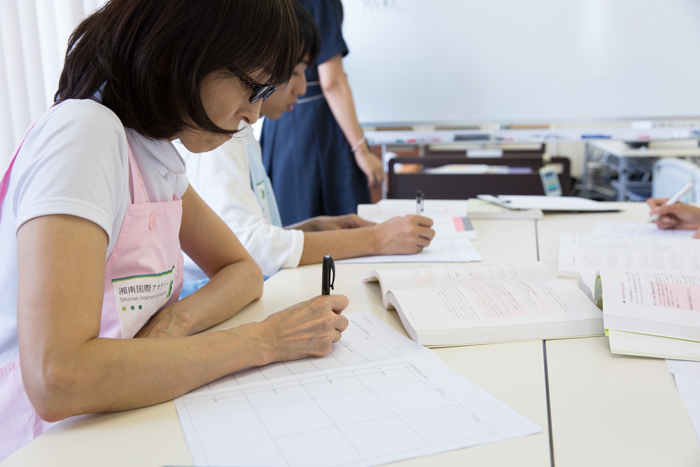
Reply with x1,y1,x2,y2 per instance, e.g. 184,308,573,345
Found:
537,202,700,466
3,219,554,467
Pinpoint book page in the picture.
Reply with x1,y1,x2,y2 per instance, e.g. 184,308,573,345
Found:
189,313,429,395
592,221,695,239
337,237,483,264
386,280,602,344
558,234,700,276
174,351,541,467
599,270,700,336
363,262,553,308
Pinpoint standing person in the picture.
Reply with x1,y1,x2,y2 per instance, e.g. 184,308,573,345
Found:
261,0,384,226
0,0,349,460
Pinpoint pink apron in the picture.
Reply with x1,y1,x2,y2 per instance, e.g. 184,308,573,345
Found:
0,128,184,460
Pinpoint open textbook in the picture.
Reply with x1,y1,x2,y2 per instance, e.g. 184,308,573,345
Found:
593,270,700,360
558,234,700,277
174,313,541,467
361,262,603,346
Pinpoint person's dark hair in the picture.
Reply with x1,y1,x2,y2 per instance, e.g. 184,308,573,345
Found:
292,0,321,64
55,0,298,139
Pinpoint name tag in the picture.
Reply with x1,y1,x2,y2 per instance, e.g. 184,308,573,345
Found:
256,180,273,224
112,266,175,338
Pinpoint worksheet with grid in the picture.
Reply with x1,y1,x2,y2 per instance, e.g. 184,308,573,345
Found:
189,313,430,395
175,335,540,466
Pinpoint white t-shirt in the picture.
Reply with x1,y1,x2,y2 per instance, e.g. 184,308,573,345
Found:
0,99,189,368
177,125,304,279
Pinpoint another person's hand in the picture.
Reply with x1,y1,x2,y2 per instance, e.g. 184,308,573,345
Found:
647,198,700,230
315,214,376,231
259,295,350,361
372,215,435,255
354,147,385,190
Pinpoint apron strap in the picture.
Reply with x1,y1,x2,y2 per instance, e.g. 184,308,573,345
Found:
126,144,150,204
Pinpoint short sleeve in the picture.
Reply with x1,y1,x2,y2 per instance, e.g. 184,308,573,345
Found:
305,0,349,65
12,100,128,246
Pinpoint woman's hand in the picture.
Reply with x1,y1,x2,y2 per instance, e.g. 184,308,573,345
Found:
135,304,194,338
372,215,435,255
258,295,350,362
647,198,700,231
354,147,385,190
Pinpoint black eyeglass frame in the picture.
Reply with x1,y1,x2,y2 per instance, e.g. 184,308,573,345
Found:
238,74,276,103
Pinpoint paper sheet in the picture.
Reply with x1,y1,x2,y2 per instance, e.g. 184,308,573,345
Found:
364,199,468,218
478,195,619,212
557,234,700,276
175,351,541,467
592,221,695,239
667,360,700,441
358,202,475,239
337,237,483,264
189,314,429,394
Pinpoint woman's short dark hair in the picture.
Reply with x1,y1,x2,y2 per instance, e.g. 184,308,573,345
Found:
292,0,321,64
55,0,298,139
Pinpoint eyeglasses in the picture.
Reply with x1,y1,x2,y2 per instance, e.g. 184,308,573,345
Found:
238,74,276,103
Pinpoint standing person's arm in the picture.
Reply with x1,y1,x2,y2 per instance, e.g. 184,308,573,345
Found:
318,54,384,189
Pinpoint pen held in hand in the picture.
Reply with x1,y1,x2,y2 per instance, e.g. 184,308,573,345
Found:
322,254,335,295
648,182,694,223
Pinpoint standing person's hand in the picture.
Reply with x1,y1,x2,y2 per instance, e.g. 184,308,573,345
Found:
647,198,700,231
354,147,385,189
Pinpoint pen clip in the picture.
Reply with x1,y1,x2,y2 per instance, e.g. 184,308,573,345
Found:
329,260,335,291
416,190,425,213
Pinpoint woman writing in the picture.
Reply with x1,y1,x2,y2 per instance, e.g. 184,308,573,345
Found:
0,0,347,459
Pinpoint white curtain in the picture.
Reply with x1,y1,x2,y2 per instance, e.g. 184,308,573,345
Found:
0,0,107,168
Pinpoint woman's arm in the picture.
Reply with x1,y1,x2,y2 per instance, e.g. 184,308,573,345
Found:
136,185,263,338
285,214,375,232
17,211,349,422
318,54,384,189
298,215,435,265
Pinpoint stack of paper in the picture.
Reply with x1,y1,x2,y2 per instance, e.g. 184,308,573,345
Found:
559,225,700,361
174,313,541,466
345,200,482,264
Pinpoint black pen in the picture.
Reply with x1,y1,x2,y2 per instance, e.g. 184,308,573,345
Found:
416,190,424,215
322,254,335,295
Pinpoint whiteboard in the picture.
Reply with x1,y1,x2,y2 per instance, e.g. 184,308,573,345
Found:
342,0,700,126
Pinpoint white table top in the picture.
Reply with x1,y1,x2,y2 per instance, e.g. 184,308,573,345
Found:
7,208,700,467
536,202,700,466
589,140,700,158
3,218,556,467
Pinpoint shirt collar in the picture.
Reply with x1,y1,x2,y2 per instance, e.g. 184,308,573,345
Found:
125,129,187,177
